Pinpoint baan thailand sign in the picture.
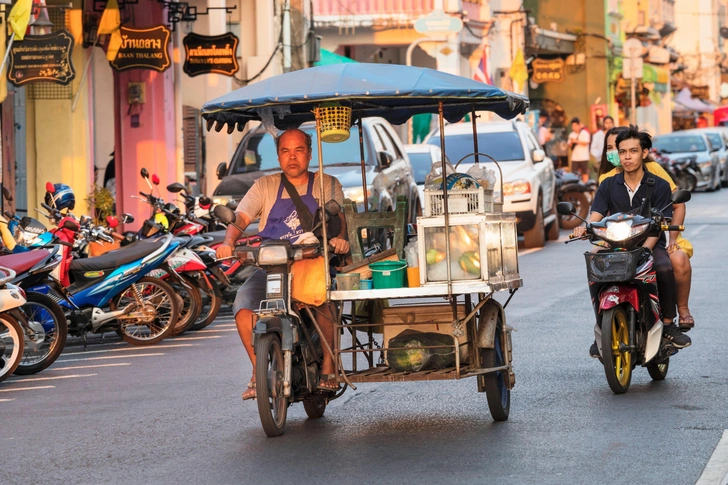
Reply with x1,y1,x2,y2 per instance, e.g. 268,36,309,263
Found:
8,30,76,86
183,32,239,77
110,26,171,72
531,58,565,84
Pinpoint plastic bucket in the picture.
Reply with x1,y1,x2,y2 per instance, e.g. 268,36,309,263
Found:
369,260,407,289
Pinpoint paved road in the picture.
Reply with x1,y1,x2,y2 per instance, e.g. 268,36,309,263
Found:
1,189,727,485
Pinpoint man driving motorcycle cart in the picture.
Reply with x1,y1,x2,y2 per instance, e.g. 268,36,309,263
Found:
215,128,350,400
573,125,691,355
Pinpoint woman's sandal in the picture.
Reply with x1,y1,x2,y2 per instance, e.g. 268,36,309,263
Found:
242,381,256,401
317,374,339,392
678,315,695,332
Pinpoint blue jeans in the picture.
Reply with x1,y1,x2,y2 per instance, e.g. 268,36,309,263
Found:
232,268,267,316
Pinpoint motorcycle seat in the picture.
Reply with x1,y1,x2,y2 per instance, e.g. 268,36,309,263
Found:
186,235,211,248
0,249,51,275
204,230,228,246
69,239,166,272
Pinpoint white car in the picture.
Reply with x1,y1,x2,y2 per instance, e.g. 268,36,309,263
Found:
424,120,558,248
403,144,450,212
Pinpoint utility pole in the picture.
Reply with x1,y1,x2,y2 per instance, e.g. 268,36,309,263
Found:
623,38,643,126
283,0,291,72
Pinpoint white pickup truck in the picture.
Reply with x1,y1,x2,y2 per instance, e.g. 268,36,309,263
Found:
425,120,558,248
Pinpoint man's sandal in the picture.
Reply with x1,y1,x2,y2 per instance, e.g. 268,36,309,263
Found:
317,374,339,392
678,315,695,332
242,381,256,401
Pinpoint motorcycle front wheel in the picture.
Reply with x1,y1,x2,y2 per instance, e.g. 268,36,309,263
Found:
189,273,222,331
110,277,180,346
647,359,669,381
0,314,24,382
169,275,202,336
601,306,632,394
14,292,68,375
255,333,288,437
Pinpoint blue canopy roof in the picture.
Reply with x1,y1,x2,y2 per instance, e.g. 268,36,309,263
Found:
201,63,529,132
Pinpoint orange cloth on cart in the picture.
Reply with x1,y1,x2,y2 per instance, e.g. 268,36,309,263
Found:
291,256,327,306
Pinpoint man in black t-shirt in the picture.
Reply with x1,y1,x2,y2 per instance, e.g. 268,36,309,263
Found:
574,125,691,355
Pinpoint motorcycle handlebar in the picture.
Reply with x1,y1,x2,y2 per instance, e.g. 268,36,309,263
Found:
663,224,684,232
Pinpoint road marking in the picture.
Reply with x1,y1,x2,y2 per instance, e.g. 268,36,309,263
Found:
0,398,15,402
56,353,164,363
697,430,728,485
0,385,55,393
687,224,709,238
6,373,97,384
47,363,132,372
195,328,238,333
62,343,195,357
211,323,235,328
171,335,222,341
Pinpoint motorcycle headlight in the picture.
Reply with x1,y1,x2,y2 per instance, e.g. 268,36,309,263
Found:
258,245,288,265
601,220,649,241
503,179,531,196
343,186,370,204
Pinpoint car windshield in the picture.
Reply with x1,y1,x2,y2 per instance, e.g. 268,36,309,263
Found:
428,131,525,163
232,126,369,174
654,135,706,153
407,151,449,184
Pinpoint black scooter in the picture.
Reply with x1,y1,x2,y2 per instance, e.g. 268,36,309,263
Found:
555,168,591,230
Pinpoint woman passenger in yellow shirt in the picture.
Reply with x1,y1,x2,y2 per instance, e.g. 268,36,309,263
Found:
597,126,694,330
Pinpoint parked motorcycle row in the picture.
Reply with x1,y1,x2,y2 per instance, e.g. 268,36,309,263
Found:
0,169,257,383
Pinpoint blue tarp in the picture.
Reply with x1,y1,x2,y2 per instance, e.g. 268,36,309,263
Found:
201,63,529,132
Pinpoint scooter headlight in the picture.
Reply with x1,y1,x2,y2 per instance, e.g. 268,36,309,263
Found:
603,219,648,241
258,245,288,265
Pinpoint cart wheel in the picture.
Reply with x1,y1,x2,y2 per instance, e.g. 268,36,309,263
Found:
479,321,510,421
601,306,632,394
303,394,327,419
255,333,288,437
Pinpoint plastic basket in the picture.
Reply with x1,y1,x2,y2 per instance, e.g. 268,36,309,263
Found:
584,249,643,283
318,104,351,143
424,187,493,217
369,260,407,289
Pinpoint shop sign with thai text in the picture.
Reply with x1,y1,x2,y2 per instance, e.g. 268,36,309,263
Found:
691,85,710,99
531,58,564,84
8,30,76,86
110,26,171,72
182,33,239,77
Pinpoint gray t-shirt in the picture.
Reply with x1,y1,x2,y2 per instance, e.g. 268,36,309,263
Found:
236,172,344,232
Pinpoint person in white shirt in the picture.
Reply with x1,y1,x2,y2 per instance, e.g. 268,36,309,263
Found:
589,115,614,162
568,117,591,182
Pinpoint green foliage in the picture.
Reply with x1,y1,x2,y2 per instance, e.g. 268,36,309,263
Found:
86,184,115,225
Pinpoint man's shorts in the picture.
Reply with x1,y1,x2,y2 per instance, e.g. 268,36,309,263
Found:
232,267,267,316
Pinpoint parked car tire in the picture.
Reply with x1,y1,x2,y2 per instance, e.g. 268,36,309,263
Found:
523,200,545,249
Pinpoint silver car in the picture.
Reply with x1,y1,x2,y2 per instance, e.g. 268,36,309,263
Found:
686,128,728,188
653,132,722,191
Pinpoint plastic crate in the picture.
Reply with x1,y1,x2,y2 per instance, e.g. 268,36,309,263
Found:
424,187,493,217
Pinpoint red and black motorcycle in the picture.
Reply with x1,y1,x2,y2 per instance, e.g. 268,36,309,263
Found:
557,188,691,394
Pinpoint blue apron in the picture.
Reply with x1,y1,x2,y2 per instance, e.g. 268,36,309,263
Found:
258,173,319,241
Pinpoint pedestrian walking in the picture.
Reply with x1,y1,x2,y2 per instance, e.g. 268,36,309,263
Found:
568,117,591,182
590,115,614,162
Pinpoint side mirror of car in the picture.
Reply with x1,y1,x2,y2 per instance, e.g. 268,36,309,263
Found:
532,149,546,163
213,204,236,224
672,189,691,204
557,201,575,215
377,150,394,169
167,182,187,194
216,162,228,180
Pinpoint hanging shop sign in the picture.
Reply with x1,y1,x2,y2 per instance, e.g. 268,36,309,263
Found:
8,30,76,86
691,85,710,99
110,26,171,72
531,58,564,84
182,32,239,77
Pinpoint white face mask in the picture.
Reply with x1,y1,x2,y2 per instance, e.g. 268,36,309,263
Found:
606,150,621,167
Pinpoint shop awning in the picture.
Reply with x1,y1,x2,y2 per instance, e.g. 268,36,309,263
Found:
673,87,714,113
526,27,576,56
314,49,357,66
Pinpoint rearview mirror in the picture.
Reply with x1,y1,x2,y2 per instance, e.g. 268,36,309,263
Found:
557,201,575,215
152,174,160,185
216,162,227,180
121,213,135,224
167,182,187,193
106,216,119,228
324,199,341,217
213,204,236,224
671,189,691,204
532,149,546,163
199,196,211,209
2,186,12,202
377,150,394,169
140,168,149,179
